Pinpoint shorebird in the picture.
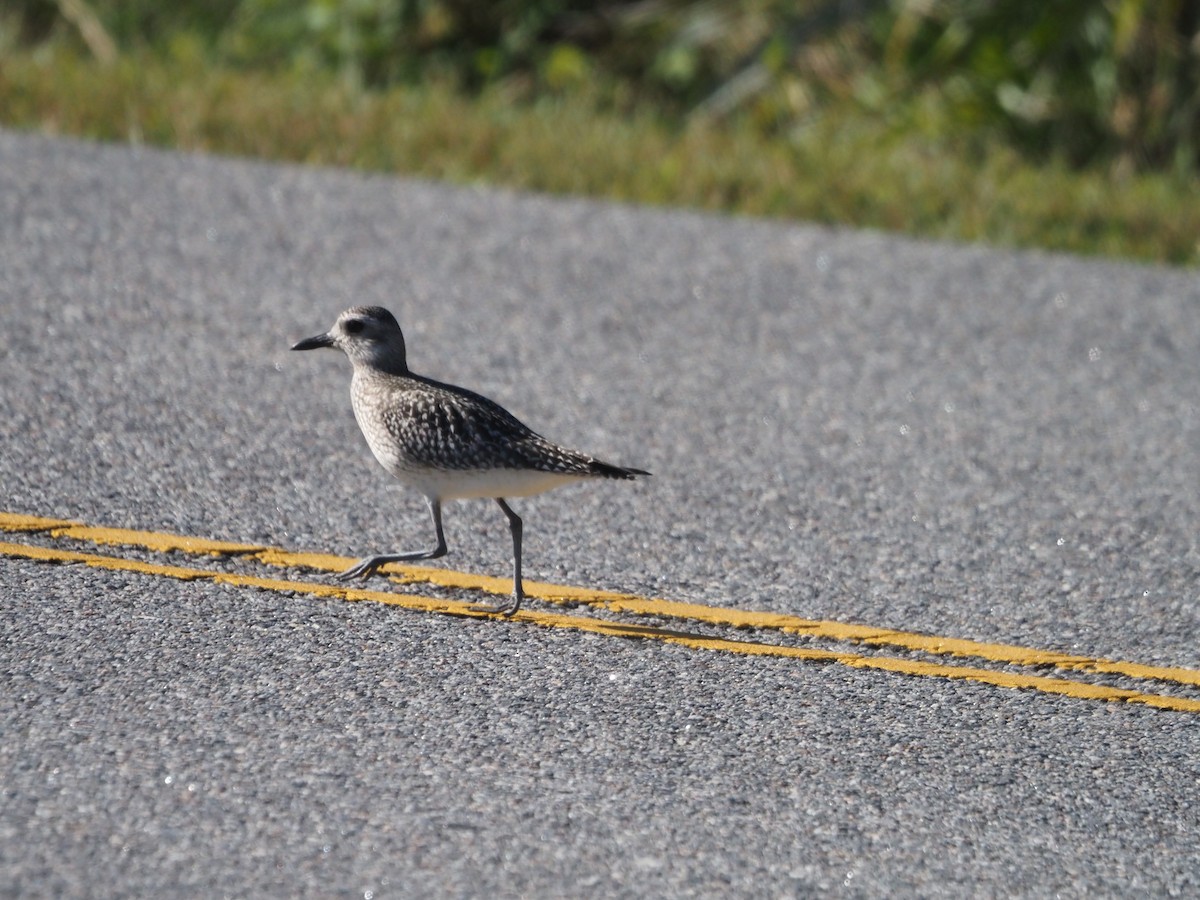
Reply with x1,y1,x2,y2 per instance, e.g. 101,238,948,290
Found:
292,306,650,615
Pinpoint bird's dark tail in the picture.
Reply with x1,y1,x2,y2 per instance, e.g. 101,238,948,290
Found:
589,459,651,479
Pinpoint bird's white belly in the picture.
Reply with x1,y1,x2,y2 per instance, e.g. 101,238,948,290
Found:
404,467,582,501
359,434,578,499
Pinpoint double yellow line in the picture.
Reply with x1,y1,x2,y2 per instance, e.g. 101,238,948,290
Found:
3,510,1199,713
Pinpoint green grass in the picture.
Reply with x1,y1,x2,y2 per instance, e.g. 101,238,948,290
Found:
2,46,1198,265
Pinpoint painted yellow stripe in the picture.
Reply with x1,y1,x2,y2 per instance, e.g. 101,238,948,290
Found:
0,513,77,532
4,510,1197,691
3,538,1199,714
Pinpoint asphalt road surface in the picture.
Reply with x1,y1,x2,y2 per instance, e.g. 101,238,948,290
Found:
2,129,1199,897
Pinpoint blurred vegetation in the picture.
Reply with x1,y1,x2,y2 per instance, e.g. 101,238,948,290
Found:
2,0,1199,263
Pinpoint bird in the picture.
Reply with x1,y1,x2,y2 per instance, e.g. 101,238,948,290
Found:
291,305,650,616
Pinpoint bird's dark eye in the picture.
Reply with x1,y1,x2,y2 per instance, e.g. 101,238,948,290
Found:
343,319,365,334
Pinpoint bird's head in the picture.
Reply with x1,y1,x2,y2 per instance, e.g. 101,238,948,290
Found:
292,306,408,374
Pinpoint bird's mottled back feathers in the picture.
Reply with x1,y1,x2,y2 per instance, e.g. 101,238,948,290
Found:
352,369,640,477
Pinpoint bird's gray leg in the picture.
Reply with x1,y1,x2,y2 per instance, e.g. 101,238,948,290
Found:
470,498,524,616
339,498,447,580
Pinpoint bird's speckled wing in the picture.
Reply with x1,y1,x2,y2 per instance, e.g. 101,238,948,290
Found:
355,373,599,474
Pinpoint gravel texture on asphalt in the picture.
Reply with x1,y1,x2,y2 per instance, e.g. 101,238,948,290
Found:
2,131,1199,896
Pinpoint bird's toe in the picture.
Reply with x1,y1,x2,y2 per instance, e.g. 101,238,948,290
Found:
338,558,381,580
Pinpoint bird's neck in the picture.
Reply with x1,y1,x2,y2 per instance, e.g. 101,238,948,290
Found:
351,345,409,376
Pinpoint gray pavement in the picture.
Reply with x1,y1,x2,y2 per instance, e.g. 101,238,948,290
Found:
2,129,1199,896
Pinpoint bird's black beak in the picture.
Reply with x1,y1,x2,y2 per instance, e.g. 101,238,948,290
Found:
292,332,335,351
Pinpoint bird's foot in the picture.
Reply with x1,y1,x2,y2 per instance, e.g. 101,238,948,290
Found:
469,593,523,617
338,557,387,581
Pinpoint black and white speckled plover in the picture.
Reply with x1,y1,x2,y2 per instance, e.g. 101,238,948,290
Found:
292,306,650,615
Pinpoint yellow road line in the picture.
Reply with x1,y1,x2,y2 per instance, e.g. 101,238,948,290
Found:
3,538,1198,714
3,510,1197,691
